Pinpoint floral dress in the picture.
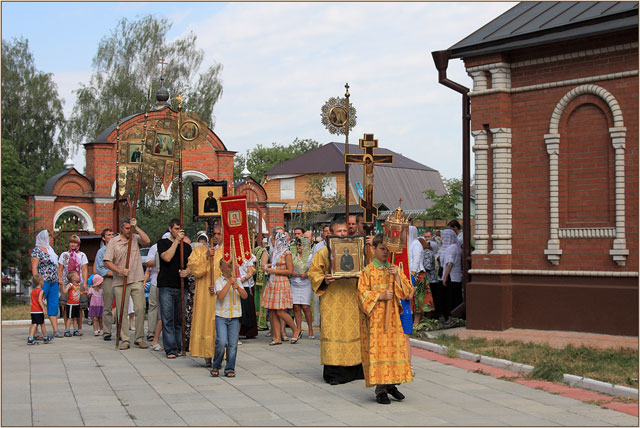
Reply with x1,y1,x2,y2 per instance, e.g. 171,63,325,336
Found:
260,251,293,310
30,247,58,282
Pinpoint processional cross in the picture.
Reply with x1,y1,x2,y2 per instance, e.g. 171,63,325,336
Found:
345,133,393,224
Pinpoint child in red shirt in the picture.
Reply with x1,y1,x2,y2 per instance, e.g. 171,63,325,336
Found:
64,271,85,337
29,275,50,345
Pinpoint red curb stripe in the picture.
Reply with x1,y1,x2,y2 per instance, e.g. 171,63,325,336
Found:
412,347,638,417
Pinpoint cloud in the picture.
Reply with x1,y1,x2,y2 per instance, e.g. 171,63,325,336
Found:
180,2,513,180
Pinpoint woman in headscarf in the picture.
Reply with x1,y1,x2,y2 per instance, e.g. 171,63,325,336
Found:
260,232,300,345
290,237,314,339
439,228,462,322
57,234,89,335
31,230,62,338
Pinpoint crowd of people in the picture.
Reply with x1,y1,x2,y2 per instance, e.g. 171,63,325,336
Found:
28,214,464,403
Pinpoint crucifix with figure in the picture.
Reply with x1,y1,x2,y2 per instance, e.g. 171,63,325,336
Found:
345,133,393,226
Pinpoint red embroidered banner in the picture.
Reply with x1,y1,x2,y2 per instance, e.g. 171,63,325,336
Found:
220,195,251,265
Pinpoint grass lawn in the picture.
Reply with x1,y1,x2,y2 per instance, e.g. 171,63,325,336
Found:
421,334,639,388
2,297,30,320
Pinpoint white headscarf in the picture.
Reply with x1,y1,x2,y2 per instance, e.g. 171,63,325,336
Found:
269,232,289,282
35,230,58,265
440,229,458,250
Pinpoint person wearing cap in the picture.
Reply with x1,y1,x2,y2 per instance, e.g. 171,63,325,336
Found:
87,274,105,335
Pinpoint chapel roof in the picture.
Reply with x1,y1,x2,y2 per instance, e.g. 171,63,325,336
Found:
449,1,638,58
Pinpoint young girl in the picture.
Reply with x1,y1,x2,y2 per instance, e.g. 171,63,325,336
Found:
88,274,104,335
210,259,248,378
64,271,85,337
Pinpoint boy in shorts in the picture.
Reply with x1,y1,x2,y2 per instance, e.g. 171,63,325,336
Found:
29,275,51,345
64,271,85,337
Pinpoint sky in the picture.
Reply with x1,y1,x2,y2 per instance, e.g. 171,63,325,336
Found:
2,1,516,181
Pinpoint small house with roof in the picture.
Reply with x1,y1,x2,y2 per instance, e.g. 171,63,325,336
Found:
261,142,447,223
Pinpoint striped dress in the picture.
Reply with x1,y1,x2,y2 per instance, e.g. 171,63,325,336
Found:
260,251,293,309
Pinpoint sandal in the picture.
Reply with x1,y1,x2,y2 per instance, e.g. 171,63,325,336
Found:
269,341,282,346
210,368,219,377
53,331,63,338
225,371,236,378
167,354,177,359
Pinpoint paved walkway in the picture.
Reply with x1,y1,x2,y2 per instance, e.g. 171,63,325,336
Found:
2,324,638,426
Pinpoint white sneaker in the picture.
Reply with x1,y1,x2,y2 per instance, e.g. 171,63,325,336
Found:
94,331,100,336
237,340,243,345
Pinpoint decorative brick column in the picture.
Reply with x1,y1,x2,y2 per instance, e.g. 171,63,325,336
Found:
472,129,489,254
490,128,512,254
610,126,629,266
544,133,562,265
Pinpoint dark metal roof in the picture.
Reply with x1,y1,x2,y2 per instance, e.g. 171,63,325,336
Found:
449,2,638,58
92,113,140,143
348,163,447,212
265,142,436,176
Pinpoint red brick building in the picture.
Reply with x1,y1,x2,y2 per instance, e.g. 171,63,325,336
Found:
442,2,638,335
26,95,285,241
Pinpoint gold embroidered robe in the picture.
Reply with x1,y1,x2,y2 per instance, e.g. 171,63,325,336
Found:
308,247,362,367
187,245,222,358
358,261,413,387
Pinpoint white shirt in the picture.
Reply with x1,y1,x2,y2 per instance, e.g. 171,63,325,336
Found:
441,244,462,283
238,254,256,288
147,244,159,286
214,276,243,318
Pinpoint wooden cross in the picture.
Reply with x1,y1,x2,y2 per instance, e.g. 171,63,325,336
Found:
345,133,393,224
158,58,168,76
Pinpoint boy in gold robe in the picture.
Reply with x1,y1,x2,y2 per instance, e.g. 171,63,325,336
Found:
358,233,413,404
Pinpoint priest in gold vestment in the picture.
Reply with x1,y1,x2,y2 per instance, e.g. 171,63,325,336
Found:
187,228,223,367
358,234,413,404
308,219,364,384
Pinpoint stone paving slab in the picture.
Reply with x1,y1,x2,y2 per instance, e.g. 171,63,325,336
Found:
2,324,638,426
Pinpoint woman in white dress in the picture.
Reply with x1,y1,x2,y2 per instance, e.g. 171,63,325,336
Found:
290,237,314,339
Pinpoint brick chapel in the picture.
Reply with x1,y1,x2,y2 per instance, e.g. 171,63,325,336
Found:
25,82,282,245
441,2,638,335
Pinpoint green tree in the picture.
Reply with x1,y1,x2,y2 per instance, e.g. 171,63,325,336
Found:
1,37,67,173
1,139,33,273
69,15,223,146
419,178,462,221
234,138,321,182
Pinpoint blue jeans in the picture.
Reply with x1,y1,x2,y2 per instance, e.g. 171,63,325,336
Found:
158,287,185,356
213,316,240,374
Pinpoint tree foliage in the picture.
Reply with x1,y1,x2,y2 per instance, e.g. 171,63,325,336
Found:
1,37,67,173
69,15,223,146
1,139,33,272
419,178,462,221
233,138,321,183
1,39,67,274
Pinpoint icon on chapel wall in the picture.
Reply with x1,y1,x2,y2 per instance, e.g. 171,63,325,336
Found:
153,132,174,157
179,120,199,141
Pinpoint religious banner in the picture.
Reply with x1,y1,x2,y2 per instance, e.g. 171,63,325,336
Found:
220,195,251,266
